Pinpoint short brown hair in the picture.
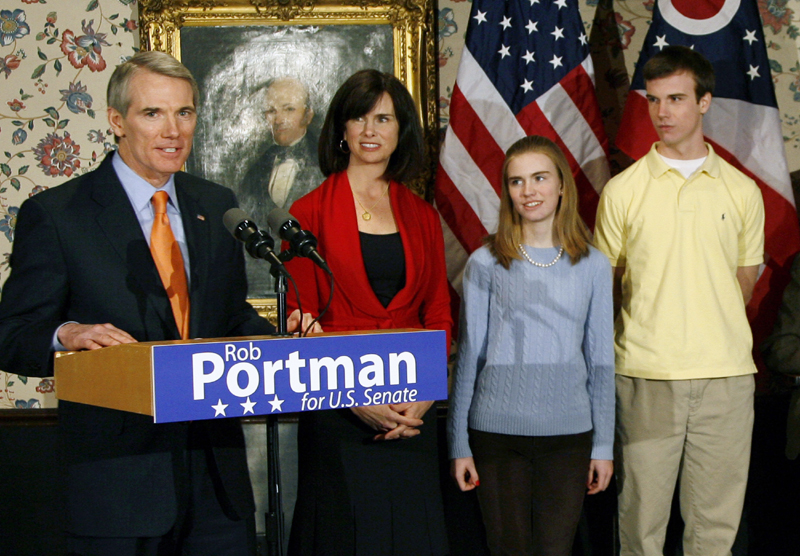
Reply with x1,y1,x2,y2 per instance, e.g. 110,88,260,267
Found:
486,135,592,269
643,46,715,101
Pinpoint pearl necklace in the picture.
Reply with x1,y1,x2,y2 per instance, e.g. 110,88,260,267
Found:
518,244,564,268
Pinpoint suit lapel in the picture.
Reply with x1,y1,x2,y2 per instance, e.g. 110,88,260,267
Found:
175,174,210,338
91,154,179,338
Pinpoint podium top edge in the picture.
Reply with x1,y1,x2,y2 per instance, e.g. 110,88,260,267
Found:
54,327,441,353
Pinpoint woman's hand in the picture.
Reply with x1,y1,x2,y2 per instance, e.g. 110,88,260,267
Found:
586,459,613,494
372,400,435,440
451,457,480,491
350,405,423,441
286,309,323,335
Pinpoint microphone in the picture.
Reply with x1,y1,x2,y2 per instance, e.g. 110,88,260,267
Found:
267,208,330,273
222,208,286,273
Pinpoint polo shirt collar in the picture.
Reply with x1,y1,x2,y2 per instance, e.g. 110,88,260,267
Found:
645,142,721,180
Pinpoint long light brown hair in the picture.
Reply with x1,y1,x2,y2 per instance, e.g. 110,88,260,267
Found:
486,135,592,269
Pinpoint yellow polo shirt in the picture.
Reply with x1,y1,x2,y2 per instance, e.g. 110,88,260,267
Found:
595,143,764,380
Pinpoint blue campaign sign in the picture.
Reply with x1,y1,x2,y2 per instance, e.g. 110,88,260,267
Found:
150,330,447,423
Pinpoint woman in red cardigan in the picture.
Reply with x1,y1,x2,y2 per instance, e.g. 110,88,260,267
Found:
285,69,452,555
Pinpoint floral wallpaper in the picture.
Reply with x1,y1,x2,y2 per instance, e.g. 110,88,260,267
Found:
3,0,800,408
0,0,138,409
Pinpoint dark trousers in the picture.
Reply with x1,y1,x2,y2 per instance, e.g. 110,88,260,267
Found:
470,429,592,556
66,444,254,556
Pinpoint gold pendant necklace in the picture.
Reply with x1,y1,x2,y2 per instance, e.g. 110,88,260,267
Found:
353,184,389,221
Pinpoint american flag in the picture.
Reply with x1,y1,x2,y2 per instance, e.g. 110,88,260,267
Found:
617,0,800,372
435,0,610,296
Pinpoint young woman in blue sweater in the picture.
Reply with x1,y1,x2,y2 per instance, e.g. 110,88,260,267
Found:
448,135,615,556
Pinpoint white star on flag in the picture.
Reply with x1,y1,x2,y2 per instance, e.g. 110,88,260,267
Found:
654,35,669,49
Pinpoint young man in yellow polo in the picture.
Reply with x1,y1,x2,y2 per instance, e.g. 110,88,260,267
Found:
595,46,764,556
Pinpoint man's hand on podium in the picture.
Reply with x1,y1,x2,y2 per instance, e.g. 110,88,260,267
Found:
57,322,136,351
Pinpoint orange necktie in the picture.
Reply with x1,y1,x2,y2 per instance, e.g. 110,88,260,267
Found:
150,190,190,339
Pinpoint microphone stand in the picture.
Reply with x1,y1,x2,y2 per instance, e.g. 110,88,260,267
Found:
266,258,293,556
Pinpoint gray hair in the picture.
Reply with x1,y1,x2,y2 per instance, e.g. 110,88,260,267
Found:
107,51,200,116
261,76,312,111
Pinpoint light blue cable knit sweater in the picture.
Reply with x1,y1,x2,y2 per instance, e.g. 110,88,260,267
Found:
447,244,615,461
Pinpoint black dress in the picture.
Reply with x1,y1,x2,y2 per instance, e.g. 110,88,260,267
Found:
287,233,449,556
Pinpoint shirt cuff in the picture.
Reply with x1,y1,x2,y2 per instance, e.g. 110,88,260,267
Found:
52,321,77,351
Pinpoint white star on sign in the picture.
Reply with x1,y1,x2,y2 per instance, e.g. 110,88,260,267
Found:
268,395,285,412
522,50,536,64
521,79,535,93
500,16,513,30
241,397,256,415
526,20,538,34
212,399,228,417
474,10,487,24
747,65,760,80
549,54,563,69
499,44,511,59
743,29,758,45
552,26,565,40
654,35,669,50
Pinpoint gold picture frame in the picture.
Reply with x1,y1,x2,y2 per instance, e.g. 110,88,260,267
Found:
138,0,438,319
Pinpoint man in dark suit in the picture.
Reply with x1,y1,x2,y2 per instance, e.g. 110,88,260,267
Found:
763,255,800,458
238,77,324,296
0,51,299,556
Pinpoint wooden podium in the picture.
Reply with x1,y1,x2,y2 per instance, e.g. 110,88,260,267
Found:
53,329,448,423
54,328,447,556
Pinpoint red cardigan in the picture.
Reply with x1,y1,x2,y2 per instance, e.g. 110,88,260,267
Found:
285,171,452,347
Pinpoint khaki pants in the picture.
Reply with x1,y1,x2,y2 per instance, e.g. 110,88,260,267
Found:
615,374,754,556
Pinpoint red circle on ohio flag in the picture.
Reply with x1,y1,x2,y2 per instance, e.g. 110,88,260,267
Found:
671,0,725,19
660,0,740,35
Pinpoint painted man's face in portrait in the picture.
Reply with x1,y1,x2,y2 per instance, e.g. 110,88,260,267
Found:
265,78,313,147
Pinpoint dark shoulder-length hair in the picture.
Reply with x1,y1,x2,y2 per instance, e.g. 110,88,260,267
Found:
318,69,424,183
486,135,592,269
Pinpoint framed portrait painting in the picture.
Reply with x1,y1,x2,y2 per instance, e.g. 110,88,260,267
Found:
138,0,437,314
